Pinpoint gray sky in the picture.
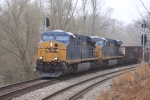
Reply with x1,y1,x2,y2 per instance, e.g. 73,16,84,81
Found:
104,0,149,24
1,0,149,25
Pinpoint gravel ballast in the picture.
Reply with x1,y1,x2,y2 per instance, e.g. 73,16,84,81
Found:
13,64,138,100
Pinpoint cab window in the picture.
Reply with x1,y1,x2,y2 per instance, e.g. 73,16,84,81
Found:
43,35,54,41
56,36,69,41
104,41,107,45
96,41,104,46
70,37,74,44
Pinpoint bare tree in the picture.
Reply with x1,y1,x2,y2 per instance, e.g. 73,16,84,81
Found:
45,0,78,31
0,0,42,78
134,0,150,30
91,0,99,36
87,0,112,36
81,0,88,35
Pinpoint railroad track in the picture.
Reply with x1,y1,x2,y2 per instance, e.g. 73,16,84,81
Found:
0,78,44,95
0,78,50,100
0,68,108,100
0,77,71,100
0,64,138,100
69,73,124,100
42,66,136,100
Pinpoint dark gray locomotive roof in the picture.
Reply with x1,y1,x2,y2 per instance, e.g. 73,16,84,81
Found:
90,36,123,45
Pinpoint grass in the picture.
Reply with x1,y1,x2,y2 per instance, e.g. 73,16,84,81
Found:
98,62,150,100
0,65,38,86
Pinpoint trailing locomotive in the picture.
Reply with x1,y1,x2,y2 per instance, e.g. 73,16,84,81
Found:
93,36,123,67
35,30,142,77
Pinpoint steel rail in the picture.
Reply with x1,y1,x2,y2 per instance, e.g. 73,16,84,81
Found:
42,67,136,100
0,64,138,100
0,78,63,100
69,69,135,100
0,78,43,96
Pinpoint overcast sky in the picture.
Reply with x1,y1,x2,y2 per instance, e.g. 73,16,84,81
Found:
104,0,149,24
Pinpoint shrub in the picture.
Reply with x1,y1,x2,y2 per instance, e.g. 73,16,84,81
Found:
1,65,38,85
99,62,150,100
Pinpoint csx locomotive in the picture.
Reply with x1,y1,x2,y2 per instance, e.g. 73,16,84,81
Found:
36,30,142,77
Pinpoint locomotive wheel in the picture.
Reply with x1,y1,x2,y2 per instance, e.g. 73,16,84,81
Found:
97,61,102,68
68,65,76,73
102,61,108,67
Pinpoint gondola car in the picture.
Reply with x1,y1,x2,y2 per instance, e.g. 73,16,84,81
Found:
120,46,142,63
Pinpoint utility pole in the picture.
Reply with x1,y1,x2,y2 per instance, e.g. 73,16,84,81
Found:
142,23,146,61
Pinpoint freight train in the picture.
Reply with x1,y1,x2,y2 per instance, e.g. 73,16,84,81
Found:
35,30,142,77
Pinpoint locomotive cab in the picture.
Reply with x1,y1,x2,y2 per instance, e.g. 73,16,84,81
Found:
36,30,75,77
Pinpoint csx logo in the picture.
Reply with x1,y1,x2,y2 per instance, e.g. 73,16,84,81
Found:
45,48,58,53
53,48,58,53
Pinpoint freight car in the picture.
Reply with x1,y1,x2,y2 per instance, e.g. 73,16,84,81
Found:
35,30,142,77
120,46,142,63
126,46,150,62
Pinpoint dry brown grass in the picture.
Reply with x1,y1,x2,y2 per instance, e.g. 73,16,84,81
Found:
98,62,150,100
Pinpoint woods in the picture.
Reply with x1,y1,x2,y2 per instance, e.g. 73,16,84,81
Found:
0,0,148,85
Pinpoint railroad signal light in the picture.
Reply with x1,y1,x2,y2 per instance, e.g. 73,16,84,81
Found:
141,34,147,45
44,18,50,27
142,24,146,28
44,18,50,32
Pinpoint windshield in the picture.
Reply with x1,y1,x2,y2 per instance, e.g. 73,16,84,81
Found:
56,36,69,41
96,41,104,46
43,35,54,40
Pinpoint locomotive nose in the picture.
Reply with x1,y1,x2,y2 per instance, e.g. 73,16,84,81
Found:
37,41,59,62
37,40,67,63
45,41,59,61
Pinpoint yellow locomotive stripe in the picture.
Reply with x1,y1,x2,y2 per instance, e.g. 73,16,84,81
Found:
41,58,98,63
41,56,123,63
66,58,98,63
102,56,123,60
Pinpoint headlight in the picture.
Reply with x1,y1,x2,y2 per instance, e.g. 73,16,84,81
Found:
50,42,53,46
53,57,58,61
40,56,43,59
